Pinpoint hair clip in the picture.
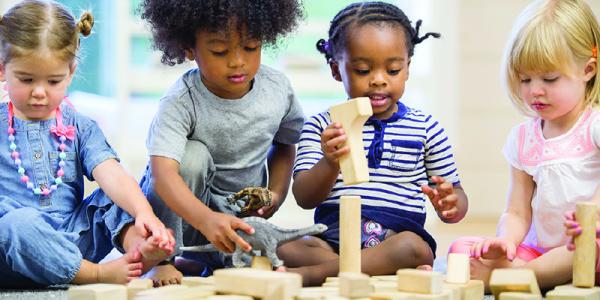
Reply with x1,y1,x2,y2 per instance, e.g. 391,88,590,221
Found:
323,40,331,53
593,46,597,59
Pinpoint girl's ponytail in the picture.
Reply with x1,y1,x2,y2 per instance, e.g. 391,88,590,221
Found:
77,11,94,37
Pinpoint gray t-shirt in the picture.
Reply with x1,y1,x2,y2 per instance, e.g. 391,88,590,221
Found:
146,64,305,197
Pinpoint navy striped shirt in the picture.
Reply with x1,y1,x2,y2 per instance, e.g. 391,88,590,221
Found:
293,102,460,233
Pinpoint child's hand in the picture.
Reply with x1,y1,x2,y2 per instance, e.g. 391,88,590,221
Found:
252,192,282,219
421,176,459,221
321,122,349,166
563,210,600,251
134,211,175,250
201,211,255,253
470,237,516,261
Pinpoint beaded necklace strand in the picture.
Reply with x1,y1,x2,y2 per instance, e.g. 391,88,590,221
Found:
7,102,75,196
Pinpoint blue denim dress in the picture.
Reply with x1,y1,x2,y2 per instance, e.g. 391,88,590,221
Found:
0,102,134,287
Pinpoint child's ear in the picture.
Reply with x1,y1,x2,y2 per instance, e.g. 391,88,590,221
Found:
584,57,597,82
329,60,342,82
0,62,5,82
185,49,195,61
66,63,77,85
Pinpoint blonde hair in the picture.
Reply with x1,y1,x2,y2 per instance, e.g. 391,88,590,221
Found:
502,0,600,115
0,0,94,65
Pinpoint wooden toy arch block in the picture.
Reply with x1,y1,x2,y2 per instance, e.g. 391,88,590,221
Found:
329,97,373,185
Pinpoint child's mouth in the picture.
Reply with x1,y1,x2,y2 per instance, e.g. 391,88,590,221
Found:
228,74,246,83
531,103,549,111
369,94,389,107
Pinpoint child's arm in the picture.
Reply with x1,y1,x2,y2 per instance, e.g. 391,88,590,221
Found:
292,122,348,209
421,176,468,223
253,142,296,218
150,156,253,253
92,158,174,248
472,166,534,260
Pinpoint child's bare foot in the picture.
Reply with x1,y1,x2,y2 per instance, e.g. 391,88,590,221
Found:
142,264,183,287
138,233,173,273
98,250,143,284
416,264,433,271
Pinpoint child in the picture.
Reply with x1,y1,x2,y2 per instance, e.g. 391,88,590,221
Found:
0,0,174,288
449,0,600,291
138,0,305,283
277,1,469,286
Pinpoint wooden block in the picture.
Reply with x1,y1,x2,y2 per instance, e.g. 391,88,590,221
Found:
371,275,397,281
396,269,443,294
445,253,470,284
444,280,484,300
370,291,452,299
499,292,542,300
489,268,541,299
546,287,600,300
127,279,153,300
181,276,215,287
325,277,339,283
338,272,372,298
339,195,362,274
573,202,598,288
251,256,272,271
205,296,253,300
68,284,127,300
372,280,397,293
213,268,301,299
134,285,214,300
297,287,340,299
322,281,339,288
554,284,600,292
328,97,373,185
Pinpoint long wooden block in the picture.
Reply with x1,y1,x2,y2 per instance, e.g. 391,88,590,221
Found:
446,253,470,284
329,97,372,185
444,280,484,300
181,276,215,287
370,290,452,299
499,292,542,300
68,284,126,300
213,268,301,299
573,202,598,288
396,269,443,294
546,287,600,300
339,195,362,274
134,285,214,300
127,279,153,300
489,268,541,299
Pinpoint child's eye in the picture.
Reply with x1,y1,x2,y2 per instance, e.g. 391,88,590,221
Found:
48,80,62,85
244,46,258,52
388,69,401,75
519,78,531,83
354,69,369,75
210,50,227,57
544,77,559,83
19,78,33,83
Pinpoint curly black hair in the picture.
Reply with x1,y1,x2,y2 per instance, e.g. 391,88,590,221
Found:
140,0,304,66
316,1,440,63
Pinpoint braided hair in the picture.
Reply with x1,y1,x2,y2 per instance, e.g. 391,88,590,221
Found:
316,1,440,63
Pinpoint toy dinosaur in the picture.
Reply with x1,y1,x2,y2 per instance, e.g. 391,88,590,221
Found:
227,187,273,217
180,216,328,268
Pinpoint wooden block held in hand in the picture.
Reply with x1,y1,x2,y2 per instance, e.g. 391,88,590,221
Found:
329,97,373,185
573,202,598,288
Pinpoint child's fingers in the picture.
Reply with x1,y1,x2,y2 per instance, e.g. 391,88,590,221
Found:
564,211,576,221
420,185,437,204
506,244,516,261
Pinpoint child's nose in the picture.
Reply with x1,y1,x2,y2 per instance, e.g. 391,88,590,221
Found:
31,85,46,99
228,50,245,68
369,73,387,87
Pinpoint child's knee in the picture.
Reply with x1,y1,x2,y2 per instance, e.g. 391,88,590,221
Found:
448,236,484,255
391,232,434,265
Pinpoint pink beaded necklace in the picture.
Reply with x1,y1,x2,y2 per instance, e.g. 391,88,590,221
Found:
7,101,75,196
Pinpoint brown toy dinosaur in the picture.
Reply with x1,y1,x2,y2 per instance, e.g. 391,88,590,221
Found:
227,187,272,216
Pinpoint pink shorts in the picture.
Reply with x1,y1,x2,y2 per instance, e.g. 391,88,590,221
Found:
449,236,600,283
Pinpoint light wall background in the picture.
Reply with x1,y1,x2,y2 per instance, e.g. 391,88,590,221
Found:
1,0,600,254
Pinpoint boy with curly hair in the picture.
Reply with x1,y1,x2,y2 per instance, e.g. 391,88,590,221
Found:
138,0,305,284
